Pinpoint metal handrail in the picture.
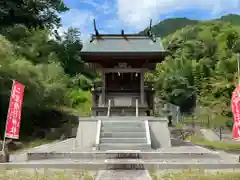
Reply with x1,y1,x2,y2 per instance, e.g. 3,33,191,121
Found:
136,99,139,117
107,99,111,117
145,120,151,145
95,120,101,150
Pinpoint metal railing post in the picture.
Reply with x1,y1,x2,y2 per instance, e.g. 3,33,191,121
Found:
219,126,222,141
95,120,101,150
136,99,139,117
107,99,111,117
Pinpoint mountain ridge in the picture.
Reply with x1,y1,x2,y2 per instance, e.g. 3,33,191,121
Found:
139,14,240,37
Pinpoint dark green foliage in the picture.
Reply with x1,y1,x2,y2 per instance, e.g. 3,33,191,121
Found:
220,14,240,26
53,27,96,78
153,20,240,118
0,0,69,29
0,1,94,139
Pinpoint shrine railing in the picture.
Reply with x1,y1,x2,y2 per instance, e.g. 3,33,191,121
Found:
107,99,111,117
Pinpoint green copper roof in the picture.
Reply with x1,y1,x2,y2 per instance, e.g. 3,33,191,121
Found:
81,35,167,53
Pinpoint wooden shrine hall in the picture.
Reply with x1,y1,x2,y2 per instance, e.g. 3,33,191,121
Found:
80,20,169,117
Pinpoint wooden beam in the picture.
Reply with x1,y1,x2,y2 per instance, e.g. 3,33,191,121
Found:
140,72,144,105
99,68,149,73
101,72,106,105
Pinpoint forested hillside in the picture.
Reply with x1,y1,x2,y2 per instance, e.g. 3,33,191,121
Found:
139,18,198,37
140,14,240,37
220,14,240,26
0,1,94,139
150,20,240,127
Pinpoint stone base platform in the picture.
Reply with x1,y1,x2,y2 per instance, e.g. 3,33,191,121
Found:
26,151,220,161
2,160,240,170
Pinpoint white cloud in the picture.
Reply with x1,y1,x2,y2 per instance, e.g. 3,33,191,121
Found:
117,0,240,30
80,0,115,15
60,9,95,42
60,9,95,29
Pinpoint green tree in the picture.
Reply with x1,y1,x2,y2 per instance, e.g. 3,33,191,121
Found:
55,27,96,78
0,0,69,29
153,21,240,118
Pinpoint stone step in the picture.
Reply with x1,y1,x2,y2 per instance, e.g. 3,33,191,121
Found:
101,132,146,138
100,138,147,144
26,151,221,161
102,119,144,121
102,123,144,128
102,121,144,125
8,160,240,170
101,126,145,132
99,143,151,151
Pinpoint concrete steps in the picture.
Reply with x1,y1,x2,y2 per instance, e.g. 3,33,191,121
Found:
99,143,151,151
100,138,147,144
102,121,145,127
99,120,150,151
101,132,146,138
6,159,240,170
101,127,145,132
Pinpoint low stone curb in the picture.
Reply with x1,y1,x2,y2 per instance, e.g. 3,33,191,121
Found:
26,151,220,161
1,161,240,170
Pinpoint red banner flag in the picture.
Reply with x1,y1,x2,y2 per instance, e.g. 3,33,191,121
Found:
231,85,240,140
5,81,25,139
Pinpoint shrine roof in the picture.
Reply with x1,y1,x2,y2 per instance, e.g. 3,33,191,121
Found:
81,34,167,53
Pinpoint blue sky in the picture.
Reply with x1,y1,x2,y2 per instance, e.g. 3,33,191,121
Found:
60,0,240,41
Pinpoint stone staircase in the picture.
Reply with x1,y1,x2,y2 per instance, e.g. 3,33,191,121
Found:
99,120,151,151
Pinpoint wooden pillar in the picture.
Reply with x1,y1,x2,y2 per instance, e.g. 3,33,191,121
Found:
101,72,106,106
140,71,144,105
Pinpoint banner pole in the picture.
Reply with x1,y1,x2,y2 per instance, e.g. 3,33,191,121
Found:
1,80,14,153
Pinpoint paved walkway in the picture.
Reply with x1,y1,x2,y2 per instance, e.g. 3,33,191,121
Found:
96,170,152,180
200,129,220,141
10,138,76,162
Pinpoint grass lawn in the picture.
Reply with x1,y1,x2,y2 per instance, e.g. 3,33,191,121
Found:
151,169,240,180
182,113,231,128
187,136,240,151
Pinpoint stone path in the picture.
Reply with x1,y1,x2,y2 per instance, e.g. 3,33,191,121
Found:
96,170,152,180
200,128,240,144
213,128,240,143
200,129,220,141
